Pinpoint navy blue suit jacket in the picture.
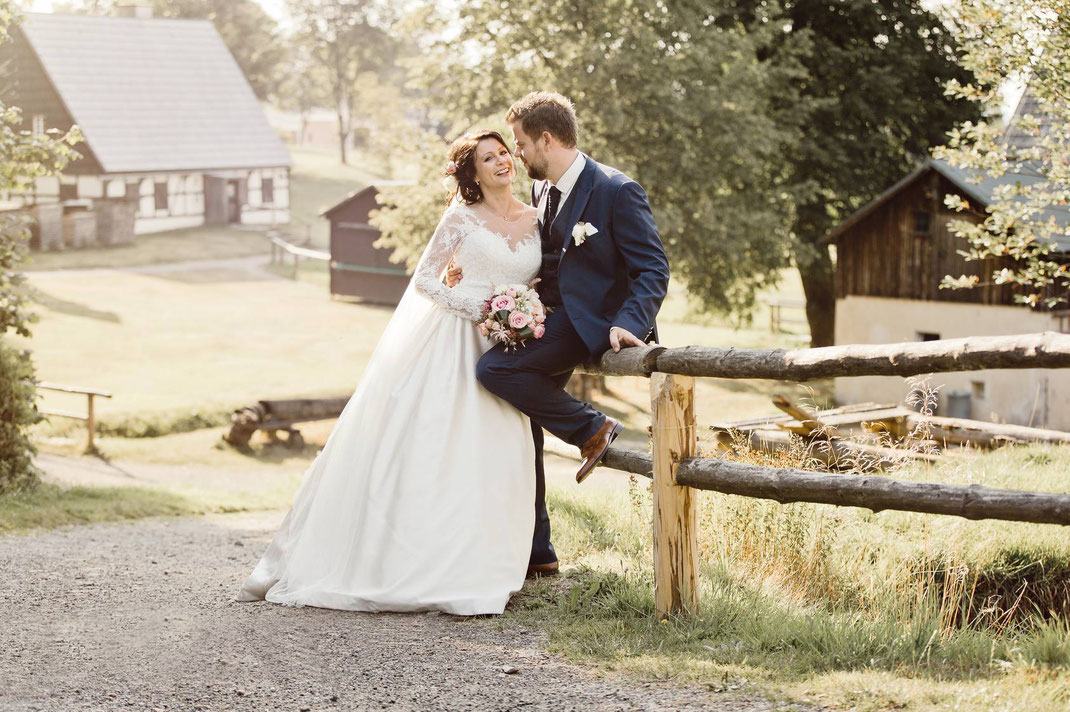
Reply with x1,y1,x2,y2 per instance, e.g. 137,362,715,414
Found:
532,155,670,356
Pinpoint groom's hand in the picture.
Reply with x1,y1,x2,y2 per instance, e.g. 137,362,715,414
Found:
609,326,644,352
445,260,463,288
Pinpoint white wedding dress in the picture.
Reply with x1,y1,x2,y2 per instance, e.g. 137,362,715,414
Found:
236,200,541,615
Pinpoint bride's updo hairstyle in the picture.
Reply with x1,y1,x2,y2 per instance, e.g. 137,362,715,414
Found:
443,129,510,206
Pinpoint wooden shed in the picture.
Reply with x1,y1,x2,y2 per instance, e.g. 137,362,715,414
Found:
322,185,411,305
823,157,1070,428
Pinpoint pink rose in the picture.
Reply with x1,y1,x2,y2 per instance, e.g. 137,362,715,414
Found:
491,295,515,312
509,311,531,329
532,324,546,339
506,287,517,297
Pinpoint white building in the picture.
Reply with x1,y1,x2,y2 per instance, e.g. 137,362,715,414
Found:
0,8,291,244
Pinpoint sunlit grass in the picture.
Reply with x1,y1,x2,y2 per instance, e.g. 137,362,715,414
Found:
505,444,1070,712
0,480,291,535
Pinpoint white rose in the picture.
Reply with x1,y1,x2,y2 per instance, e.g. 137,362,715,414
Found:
572,222,598,246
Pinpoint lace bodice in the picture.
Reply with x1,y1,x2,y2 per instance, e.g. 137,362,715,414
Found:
414,201,541,321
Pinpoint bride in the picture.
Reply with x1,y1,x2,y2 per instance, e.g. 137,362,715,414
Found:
236,130,542,615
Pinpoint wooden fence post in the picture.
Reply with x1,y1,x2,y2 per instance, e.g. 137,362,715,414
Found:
85,393,96,453
650,372,699,617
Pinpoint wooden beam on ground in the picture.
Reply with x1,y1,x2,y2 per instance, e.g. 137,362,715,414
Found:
674,457,1070,526
905,414,1070,447
650,373,700,617
712,427,941,471
771,395,824,436
595,332,1070,381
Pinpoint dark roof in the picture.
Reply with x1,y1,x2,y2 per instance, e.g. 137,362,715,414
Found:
823,158,1070,251
321,182,414,219
19,12,290,174
825,83,1070,251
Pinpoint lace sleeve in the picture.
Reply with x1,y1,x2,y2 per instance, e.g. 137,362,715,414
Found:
413,204,487,322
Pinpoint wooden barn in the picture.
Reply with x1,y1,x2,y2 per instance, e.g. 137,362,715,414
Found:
0,6,291,247
824,155,1070,429
322,185,411,305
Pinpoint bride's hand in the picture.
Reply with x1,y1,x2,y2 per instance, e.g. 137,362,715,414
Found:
445,260,463,288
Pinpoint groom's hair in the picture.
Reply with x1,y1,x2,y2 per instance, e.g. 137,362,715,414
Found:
506,92,578,148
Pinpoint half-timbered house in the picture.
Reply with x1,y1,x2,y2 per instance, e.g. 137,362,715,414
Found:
0,6,291,247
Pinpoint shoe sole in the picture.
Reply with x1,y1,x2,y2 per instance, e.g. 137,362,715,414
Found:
576,421,624,484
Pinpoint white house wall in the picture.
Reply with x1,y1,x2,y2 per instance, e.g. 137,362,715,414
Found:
76,175,104,198
241,167,290,225
834,295,1070,430
16,167,290,235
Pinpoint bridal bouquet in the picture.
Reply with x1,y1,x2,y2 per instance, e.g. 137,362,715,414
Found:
478,284,548,350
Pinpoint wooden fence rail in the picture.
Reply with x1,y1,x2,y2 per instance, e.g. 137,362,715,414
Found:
34,381,112,452
269,235,330,279
578,332,1070,617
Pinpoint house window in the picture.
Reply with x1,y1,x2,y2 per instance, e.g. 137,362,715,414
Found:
154,181,168,211
914,210,932,235
971,380,986,400
916,331,941,342
262,177,274,204
59,182,77,200
31,114,45,135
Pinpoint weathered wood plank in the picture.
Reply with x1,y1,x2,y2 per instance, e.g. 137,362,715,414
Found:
650,373,700,617
675,457,1070,525
905,414,1070,447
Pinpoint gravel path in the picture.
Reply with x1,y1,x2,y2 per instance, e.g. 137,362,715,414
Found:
0,511,813,712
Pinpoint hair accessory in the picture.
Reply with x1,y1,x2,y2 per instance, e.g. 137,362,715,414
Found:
446,161,458,175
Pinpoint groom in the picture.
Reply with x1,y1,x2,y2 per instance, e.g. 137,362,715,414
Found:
457,91,669,575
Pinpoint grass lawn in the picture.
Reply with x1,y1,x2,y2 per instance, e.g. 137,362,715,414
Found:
283,144,392,249
20,225,273,272
0,481,292,535
511,444,1070,712
18,261,815,446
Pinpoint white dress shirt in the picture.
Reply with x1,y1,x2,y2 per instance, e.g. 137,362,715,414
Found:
537,151,586,230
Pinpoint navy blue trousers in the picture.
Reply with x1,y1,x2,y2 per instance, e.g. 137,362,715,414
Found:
476,308,606,565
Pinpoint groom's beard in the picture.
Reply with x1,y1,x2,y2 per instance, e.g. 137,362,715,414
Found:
524,156,549,181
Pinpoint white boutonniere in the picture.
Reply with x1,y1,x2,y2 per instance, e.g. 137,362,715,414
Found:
572,221,599,246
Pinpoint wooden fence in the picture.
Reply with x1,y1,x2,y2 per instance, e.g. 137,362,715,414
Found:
269,234,329,278
35,381,112,452
584,332,1070,617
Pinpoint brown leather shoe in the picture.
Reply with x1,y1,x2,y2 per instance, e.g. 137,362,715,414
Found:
527,561,559,578
576,417,624,484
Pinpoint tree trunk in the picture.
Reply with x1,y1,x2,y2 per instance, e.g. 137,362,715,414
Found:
796,243,836,348
338,127,348,165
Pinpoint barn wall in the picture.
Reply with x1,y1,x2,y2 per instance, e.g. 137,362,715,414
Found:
834,295,1070,430
327,188,409,304
835,170,1020,306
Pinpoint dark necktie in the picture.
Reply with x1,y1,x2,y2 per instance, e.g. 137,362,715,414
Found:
541,185,562,250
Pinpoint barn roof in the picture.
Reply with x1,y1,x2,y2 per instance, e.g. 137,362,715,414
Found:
18,12,290,174
321,182,415,219
824,158,1070,251
825,84,1070,252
